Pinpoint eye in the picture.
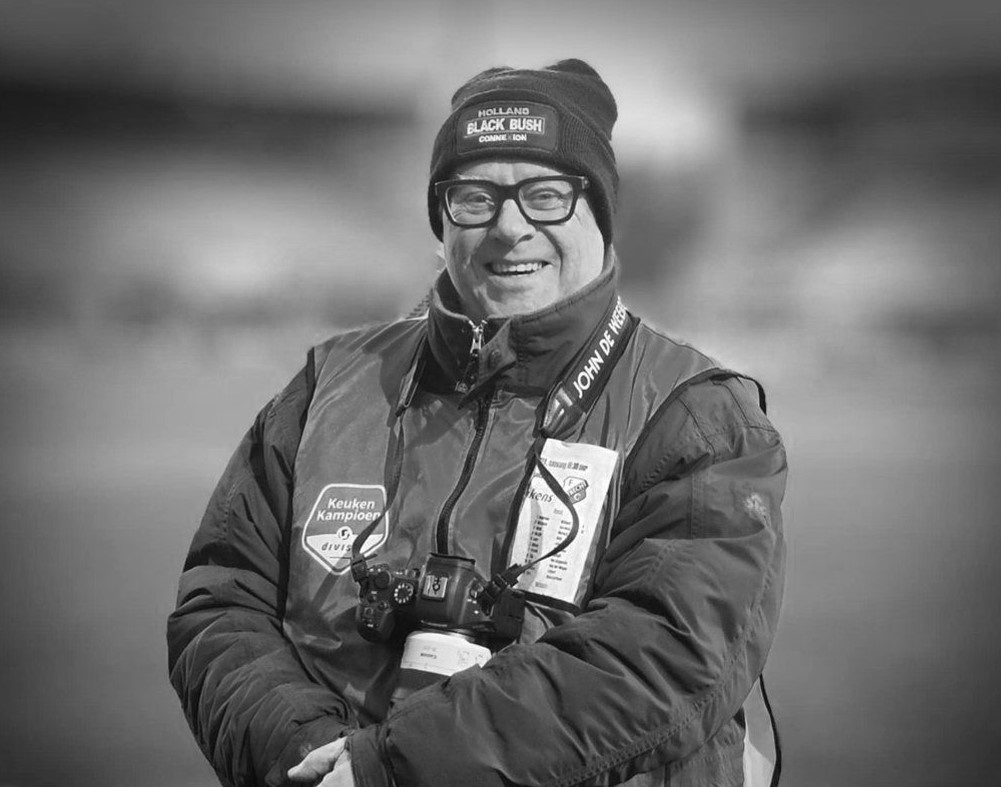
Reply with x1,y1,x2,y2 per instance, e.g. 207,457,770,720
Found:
521,182,572,211
449,184,497,215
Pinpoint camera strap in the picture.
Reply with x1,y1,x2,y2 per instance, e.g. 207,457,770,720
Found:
353,295,638,593
478,436,583,606
480,299,636,606
349,338,426,583
539,295,637,439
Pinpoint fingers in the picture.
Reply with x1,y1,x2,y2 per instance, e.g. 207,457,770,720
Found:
287,737,347,783
317,749,355,787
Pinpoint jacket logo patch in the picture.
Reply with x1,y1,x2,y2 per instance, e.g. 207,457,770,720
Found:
301,484,388,575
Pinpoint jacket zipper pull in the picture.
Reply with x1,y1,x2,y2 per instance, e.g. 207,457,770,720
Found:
469,321,485,362
456,320,486,393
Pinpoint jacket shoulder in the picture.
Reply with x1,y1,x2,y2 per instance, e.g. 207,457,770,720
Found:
311,317,426,377
629,321,723,377
620,323,780,496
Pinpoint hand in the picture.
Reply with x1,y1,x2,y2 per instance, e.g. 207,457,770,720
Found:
316,749,354,787
288,738,354,786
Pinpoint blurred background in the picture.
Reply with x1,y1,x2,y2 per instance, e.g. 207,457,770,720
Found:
1,1,999,785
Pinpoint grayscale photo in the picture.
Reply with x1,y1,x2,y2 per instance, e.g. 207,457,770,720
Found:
1,2,998,786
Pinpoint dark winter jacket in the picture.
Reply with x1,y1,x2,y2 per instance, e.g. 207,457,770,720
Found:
167,262,787,787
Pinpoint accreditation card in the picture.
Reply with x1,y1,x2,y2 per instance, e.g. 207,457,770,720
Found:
509,439,620,606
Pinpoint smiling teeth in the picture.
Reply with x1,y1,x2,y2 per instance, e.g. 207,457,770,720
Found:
490,261,544,275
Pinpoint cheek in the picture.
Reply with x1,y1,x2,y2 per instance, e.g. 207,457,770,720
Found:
443,226,475,265
441,231,462,273
554,226,604,284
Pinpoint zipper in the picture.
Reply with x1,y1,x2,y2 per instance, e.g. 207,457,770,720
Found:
435,389,492,553
456,320,486,393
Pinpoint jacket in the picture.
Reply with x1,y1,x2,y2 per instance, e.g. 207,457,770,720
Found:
167,262,787,787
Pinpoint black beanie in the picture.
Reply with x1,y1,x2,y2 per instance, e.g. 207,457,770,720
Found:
428,58,618,243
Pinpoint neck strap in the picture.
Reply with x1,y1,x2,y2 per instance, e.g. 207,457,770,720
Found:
352,297,638,584
540,295,637,438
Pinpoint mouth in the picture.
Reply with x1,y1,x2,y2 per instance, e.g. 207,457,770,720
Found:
486,260,547,277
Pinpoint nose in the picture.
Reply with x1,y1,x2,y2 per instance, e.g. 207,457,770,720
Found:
490,198,535,245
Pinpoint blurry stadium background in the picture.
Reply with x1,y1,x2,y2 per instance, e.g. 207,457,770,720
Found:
1,1,999,785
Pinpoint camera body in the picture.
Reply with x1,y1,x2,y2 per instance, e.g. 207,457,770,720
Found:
356,553,524,645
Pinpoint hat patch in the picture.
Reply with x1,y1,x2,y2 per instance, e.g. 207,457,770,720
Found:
457,101,558,153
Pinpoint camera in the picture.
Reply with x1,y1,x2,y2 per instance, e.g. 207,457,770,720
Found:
355,553,527,705
355,552,525,645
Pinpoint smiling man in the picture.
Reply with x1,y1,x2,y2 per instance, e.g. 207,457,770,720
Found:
168,60,787,787
437,160,605,319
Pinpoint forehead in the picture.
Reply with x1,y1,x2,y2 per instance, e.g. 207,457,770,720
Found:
453,159,568,182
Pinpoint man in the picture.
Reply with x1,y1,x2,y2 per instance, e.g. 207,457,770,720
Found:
168,59,786,787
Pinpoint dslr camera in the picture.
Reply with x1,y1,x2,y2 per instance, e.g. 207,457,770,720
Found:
355,552,525,645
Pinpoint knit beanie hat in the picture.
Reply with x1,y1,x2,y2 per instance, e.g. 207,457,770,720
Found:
428,58,618,243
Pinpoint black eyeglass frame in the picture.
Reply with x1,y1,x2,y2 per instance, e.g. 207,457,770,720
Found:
434,175,590,228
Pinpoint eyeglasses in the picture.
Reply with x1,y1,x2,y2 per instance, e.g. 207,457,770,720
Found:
435,175,589,228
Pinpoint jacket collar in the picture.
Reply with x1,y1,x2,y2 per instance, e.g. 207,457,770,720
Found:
424,254,620,396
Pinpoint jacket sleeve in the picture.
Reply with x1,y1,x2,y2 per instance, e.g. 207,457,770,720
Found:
166,364,353,787
349,375,787,787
